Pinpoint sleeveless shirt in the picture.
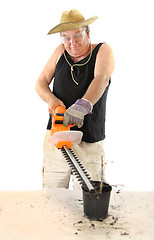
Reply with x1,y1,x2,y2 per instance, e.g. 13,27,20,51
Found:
47,43,110,143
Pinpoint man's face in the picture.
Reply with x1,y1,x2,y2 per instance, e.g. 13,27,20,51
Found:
61,28,90,58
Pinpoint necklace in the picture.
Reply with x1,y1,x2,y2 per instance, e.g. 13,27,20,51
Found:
63,43,93,85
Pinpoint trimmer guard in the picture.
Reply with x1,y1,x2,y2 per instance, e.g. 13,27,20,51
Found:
48,130,83,147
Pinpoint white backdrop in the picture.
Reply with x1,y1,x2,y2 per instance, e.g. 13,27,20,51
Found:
0,0,153,190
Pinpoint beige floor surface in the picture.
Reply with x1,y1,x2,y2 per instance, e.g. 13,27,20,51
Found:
0,189,154,240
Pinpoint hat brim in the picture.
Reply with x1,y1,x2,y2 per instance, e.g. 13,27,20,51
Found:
48,16,98,35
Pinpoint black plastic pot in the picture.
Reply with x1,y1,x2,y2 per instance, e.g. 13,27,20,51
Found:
82,181,112,220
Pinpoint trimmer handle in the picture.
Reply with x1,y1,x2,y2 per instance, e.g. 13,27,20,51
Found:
50,106,73,136
49,106,83,149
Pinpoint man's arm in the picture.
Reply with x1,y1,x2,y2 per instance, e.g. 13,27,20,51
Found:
83,43,115,105
63,43,115,127
35,45,65,115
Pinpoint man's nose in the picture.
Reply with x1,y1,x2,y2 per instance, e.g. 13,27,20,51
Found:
70,38,76,45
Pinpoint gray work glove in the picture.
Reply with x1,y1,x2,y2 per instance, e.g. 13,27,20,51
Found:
63,99,93,128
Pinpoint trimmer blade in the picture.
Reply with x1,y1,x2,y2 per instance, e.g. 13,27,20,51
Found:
61,146,95,192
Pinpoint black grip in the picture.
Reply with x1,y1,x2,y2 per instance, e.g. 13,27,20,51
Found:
56,113,64,116
55,120,63,124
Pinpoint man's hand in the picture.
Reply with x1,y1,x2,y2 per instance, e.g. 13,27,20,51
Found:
48,97,65,115
63,99,93,128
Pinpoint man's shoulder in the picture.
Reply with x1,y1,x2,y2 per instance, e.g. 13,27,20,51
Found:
48,45,64,65
54,44,64,56
96,43,114,61
98,43,113,53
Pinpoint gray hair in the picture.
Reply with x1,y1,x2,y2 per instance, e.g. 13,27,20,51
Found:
84,26,89,32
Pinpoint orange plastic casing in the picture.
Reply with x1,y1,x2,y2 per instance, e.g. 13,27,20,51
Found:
50,106,73,149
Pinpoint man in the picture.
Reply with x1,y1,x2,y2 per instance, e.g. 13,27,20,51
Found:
35,9,115,188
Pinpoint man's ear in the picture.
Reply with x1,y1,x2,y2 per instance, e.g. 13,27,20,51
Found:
87,29,90,38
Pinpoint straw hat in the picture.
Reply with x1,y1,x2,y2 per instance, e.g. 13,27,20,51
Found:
48,9,98,34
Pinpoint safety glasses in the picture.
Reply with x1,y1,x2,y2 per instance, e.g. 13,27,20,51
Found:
61,30,86,45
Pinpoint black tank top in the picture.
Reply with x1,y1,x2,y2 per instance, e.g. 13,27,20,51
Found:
47,43,110,142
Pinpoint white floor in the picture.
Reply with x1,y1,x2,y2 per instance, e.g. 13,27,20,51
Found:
0,188,154,240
